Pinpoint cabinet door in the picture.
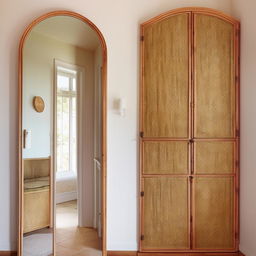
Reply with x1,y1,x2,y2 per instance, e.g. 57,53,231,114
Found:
142,177,190,249
194,14,236,138
140,9,239,253
193,177,235,249
142,13,190,138
193,13,237,251
194,141,235,174
143,141,189,175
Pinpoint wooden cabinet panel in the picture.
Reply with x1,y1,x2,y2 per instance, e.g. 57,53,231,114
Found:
143,141,189,174
143,13,189,138
194,141,235,174
140,8,239,253
142,177,189,249
194,14,235,138
193,177,234,249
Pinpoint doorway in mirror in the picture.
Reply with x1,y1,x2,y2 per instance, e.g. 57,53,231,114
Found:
19,11,107,256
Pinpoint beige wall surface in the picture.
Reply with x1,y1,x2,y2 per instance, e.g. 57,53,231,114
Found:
232,1,256,256
0,0,232,251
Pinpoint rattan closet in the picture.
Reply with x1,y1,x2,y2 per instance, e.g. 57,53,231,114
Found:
139,7,240,255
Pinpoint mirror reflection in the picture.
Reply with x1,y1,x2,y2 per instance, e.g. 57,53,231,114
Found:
22,15,103,256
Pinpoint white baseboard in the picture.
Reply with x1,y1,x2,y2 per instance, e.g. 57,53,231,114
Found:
56,191,77,204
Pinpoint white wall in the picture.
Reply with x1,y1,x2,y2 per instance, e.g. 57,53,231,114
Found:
23,33,52,158
232,1,256,256
0,0,232,251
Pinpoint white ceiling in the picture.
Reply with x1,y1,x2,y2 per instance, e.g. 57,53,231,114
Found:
33,16,100,50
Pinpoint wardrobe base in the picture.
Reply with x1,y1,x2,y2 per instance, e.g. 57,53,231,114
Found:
0,252,17,256
107,252,245,256
138,253,242,256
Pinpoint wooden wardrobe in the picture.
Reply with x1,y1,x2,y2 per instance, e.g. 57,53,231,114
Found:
139,8,240,254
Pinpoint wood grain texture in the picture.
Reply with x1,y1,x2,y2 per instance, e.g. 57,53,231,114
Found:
142,177,189,249
194,141,234,174
143,141,188,174
193,177,234,249
0,252,244,256
140,8,240,253
0,252,17,256
107,252,137,256
138,253,241,256
194,14,235,138
143,13,189,138
33,96,45,112
141,8,240,27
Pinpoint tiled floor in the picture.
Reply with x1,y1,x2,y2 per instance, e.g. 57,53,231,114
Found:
56,200,101,256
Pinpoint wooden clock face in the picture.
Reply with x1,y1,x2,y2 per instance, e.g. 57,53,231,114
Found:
33,96,45,112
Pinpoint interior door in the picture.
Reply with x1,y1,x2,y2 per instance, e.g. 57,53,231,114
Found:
194,14,236,139
192,13,237,250
142,12,190,138
193,177,234,249
140,12,191,250
142,177,189,249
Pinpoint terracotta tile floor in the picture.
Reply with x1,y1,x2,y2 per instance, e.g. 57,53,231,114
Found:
56,200,101,256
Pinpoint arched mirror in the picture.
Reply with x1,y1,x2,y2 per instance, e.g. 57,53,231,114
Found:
18,11,107,256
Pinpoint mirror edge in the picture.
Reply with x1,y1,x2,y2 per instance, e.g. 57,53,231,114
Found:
18,10,108,256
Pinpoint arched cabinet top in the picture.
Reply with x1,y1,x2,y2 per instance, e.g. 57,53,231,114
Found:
141,7,240,28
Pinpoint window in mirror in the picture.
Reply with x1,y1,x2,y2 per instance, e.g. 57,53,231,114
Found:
56,66,77,179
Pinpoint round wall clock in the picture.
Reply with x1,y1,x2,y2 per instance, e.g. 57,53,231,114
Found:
33,96,45,113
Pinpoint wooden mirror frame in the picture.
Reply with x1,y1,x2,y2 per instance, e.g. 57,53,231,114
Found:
18,10,107,256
